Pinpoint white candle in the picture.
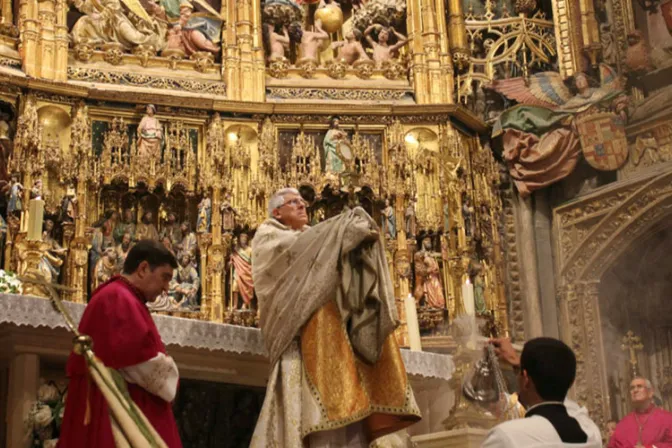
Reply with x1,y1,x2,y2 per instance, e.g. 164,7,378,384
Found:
462,278,475,316
404,294,422,351
27,199,44,241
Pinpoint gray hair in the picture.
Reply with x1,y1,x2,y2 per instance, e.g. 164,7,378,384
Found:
268,188,300,217
633,377,653,390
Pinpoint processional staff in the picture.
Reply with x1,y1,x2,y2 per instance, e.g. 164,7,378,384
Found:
621,330,644,379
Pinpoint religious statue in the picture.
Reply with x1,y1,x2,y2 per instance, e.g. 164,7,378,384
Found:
471,262,487,315
478,203,493,246
93,247,119,290
40,219,67,284
413,237,445,309
405,197,417,237
175,221,197,260
600,23,618,66
462,197,474,238
70,0,167,51
221,194,237,232
363,24,408,68
323,117,350,174
115,233,133,271
381,198,396,239
7,174,23,215
196,193,211,234
161,236,176,257
174,253,200,309
231,232,254,310
442,200,450,233
265,23,290,60
0,112,12,182
288,20,329,61
164,0,222,56
58,189,77,223
136,211,160,241
490,65,628,196
160,212,182,244
30,179,43,200
89,211,116,281
114,208,137,243
331,29,369,64
136,105,163,164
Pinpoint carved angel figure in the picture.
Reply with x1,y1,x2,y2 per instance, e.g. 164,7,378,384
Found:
488,64,626,197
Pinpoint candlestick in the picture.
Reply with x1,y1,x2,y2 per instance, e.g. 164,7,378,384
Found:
404,294,422,351
462,278,475,316
26,198,44,241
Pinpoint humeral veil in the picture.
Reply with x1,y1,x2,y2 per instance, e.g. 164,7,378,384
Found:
250,207,421,447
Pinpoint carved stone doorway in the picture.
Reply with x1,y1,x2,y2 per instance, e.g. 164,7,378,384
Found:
554,166,672,428
600,227,672,420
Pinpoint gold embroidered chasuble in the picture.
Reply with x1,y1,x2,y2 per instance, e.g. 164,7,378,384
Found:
250,209,421,447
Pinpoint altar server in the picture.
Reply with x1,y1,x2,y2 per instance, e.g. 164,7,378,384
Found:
483,337,601,448
59,240,182,448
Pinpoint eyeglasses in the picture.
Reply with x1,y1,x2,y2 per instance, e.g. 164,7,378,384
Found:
277,198,306,209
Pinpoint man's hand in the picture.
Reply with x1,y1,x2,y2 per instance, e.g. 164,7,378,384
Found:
365,228,380,242
490,337,520,367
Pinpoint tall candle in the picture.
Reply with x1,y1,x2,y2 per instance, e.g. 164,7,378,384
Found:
404,294,422,351
462,278,475,316
26,198,44,241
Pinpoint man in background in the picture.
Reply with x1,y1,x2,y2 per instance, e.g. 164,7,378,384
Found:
59,240,182,448
607,377,672,447
483,337,601,447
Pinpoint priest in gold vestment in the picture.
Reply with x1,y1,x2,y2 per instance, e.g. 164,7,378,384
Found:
251,188,421,448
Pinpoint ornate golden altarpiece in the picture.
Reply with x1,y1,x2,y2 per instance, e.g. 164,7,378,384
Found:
0,0,670,440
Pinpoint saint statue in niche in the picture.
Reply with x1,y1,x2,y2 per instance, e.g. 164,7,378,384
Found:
322,116,351,174
137,104,163,164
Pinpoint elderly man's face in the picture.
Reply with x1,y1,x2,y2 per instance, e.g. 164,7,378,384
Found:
272,193,308,230
630,378,654,406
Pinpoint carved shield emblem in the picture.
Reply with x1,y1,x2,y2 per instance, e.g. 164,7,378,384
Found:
576,112,628,171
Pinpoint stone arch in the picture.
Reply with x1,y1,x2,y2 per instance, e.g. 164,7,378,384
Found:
555,168,672,428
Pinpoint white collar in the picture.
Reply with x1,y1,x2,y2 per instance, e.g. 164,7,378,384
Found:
525,401,565,415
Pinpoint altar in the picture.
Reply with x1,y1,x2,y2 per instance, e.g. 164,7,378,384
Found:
0,293,459,447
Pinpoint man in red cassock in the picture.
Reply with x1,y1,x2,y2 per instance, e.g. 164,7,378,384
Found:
58,239,182,448
608,377,672,448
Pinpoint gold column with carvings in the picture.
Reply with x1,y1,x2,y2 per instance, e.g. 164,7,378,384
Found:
579,0,601,67
19,0,68,80
54,0,68,81
223,0,241,100
446,0,469,72
408,0,455,104
222,0,265,102
64,102,94,303
434,0,454,103
2,0,13,25
552,0,585,77
406,0,428,104
18,0,39,76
